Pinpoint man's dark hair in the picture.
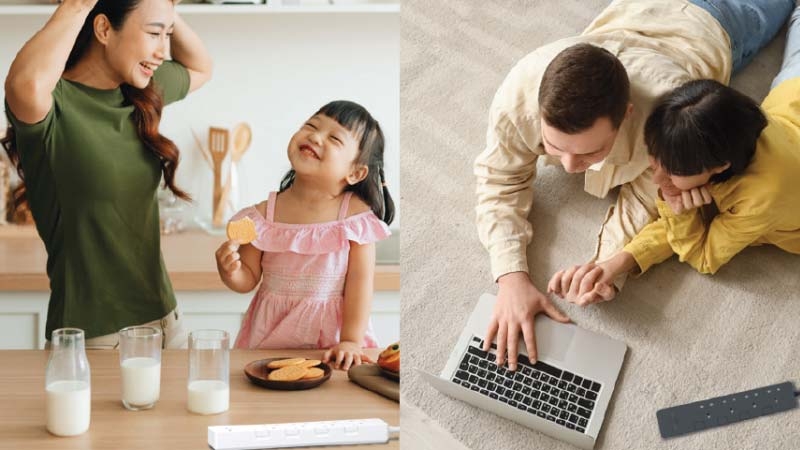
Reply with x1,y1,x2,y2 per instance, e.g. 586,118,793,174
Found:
645,79,767,183
538,43,630,133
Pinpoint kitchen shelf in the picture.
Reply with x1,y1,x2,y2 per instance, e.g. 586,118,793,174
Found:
0,2,400,15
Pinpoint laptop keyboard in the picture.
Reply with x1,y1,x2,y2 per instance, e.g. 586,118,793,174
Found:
450,336,601,434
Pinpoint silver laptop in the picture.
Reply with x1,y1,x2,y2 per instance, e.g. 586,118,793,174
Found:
418,293,626,450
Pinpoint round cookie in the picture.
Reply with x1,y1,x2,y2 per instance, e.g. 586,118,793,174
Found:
267,365,308,381
266,358,306,369
302,367,325,379
299,359,322,368
226,217,257,244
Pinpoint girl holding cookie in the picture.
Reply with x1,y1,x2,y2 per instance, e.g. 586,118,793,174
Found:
2,0,212,348
215,100,394,371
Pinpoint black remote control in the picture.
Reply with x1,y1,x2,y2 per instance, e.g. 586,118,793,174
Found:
656,381,798,438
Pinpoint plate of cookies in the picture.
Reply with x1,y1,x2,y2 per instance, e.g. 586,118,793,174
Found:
244,357,331,390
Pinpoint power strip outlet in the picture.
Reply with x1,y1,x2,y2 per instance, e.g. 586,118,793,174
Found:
208,418,391,449
657,381,798,438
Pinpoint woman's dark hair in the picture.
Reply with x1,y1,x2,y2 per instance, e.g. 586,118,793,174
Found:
645,79,767,183
539,43,630,133
279,100,394,225
2,0,189,210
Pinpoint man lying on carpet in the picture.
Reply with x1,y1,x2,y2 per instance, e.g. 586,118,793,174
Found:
474,0,794,370
549,6,800,305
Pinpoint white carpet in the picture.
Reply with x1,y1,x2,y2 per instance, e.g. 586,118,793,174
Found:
400,1,800,449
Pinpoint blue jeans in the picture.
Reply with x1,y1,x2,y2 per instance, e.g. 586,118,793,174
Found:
689,0,795,73
772,6,800,88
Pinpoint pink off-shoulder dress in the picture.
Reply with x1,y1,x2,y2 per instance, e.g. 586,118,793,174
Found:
231,191,389,349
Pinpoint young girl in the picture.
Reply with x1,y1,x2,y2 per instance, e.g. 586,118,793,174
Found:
215,100,394,370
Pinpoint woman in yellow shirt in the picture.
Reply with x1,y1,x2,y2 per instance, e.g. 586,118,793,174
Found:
549,7,800,305
620,77,800,273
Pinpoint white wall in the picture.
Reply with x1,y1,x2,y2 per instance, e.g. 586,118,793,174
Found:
0,6,401,228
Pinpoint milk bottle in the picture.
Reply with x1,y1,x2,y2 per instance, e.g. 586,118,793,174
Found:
45,328,91,436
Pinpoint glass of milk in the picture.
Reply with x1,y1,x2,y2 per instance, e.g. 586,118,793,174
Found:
45,328,91,437
118,326,162,410
187,330,230,415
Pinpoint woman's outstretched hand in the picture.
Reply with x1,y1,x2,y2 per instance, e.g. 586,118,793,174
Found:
548,262,616,306
549,252,638,306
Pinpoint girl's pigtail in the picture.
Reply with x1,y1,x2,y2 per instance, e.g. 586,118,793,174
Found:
378,166,394,225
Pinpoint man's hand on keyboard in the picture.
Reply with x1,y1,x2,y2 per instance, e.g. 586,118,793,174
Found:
484,272,570,371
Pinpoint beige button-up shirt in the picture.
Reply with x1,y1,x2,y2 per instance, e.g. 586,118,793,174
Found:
474,0,732,281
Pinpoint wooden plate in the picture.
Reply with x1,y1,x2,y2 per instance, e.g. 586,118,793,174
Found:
244,358,331,390
379,366,400,381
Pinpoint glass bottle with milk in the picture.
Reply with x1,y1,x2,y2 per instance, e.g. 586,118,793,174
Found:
187,330,230,415
45,328,91,436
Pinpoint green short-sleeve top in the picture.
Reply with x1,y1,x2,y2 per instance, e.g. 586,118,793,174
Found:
4,61,190,339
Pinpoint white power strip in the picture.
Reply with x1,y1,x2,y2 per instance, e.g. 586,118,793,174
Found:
208,418,393,449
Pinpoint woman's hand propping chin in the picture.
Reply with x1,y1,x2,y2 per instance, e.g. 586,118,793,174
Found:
660,185,712,215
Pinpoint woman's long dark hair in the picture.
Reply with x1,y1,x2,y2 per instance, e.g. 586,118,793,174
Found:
1,0,189,210
279,100,395,225
645,79,767,183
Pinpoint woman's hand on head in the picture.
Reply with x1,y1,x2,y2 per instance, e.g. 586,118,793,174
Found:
62,0,99,9
215,239,242,275
322,341,373,371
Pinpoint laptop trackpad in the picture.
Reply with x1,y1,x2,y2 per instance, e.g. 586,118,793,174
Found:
532,315,575,363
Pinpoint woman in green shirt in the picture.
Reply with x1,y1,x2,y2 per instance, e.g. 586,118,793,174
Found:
2,0,212,348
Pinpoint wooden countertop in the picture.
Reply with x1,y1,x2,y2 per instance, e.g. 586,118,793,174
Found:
0,349,399,449
0,225,399,291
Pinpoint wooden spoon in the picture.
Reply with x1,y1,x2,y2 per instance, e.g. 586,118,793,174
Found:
231,123,252,163
216,123,252,219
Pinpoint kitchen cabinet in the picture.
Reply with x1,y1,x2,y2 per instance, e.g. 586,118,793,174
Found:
0,226,400,349
0,290,399,350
